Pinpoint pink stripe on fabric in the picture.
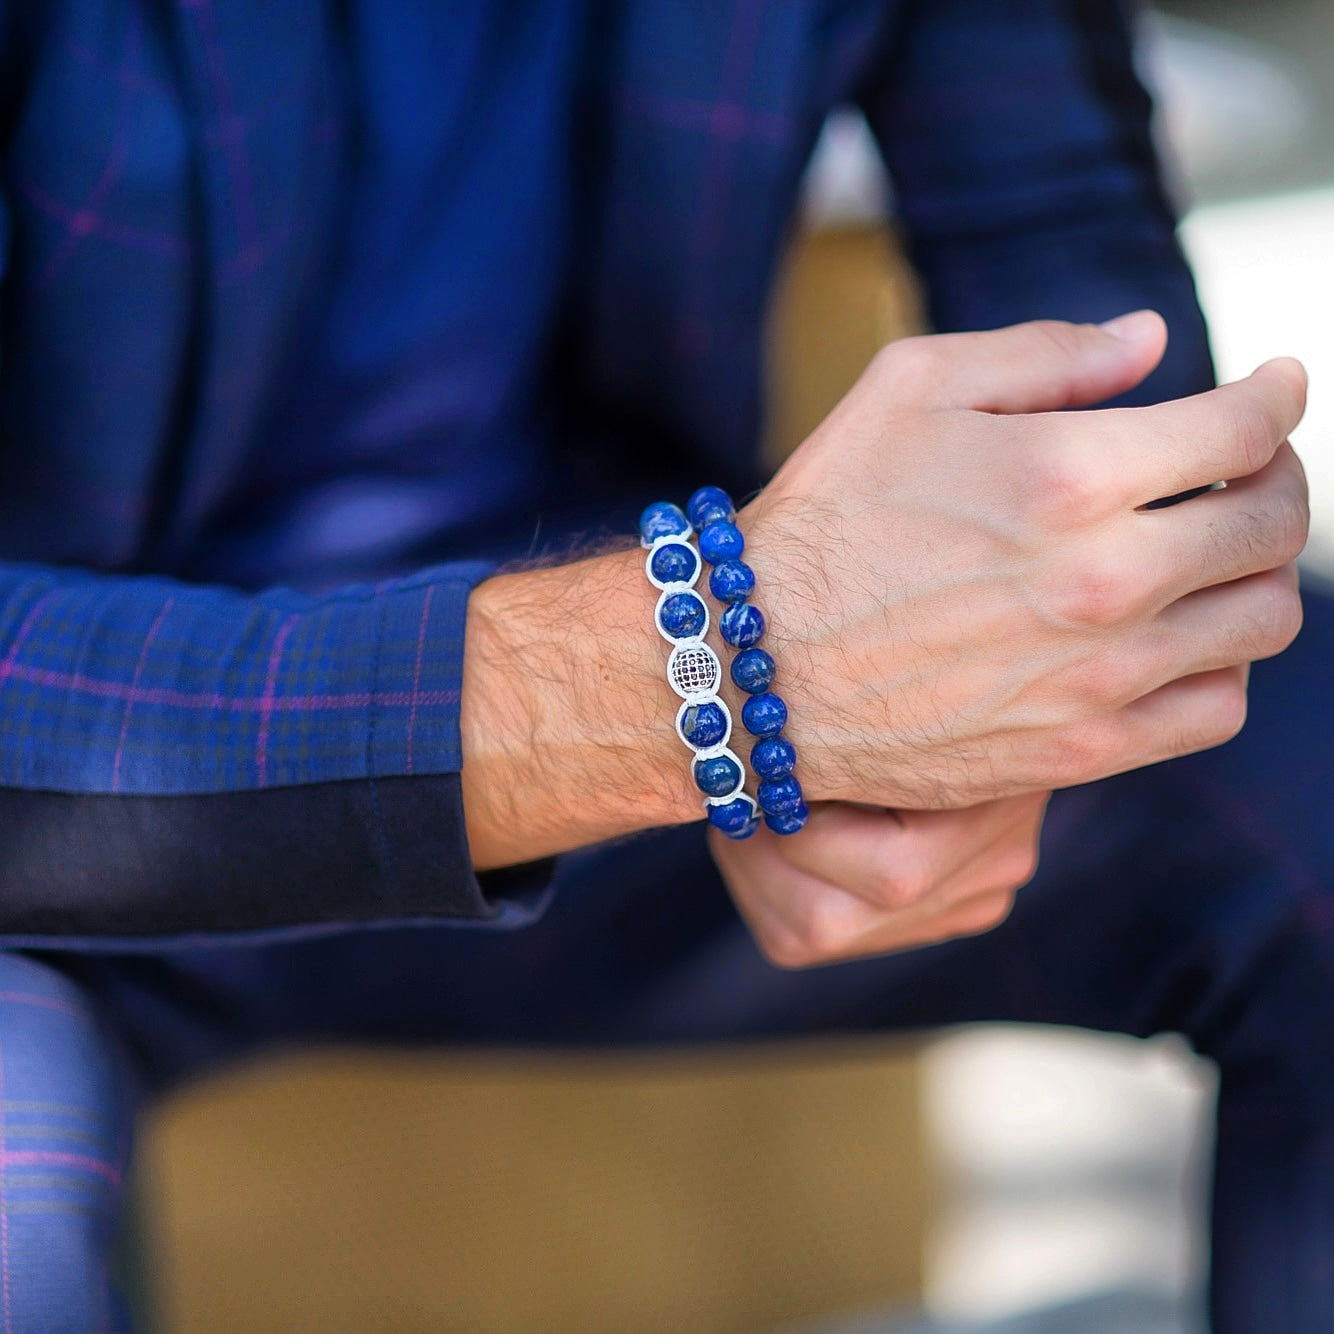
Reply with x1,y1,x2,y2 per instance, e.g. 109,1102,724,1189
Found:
220,222,294,284
66,38,157,93
0,593,57,689
620,91,790,145
256,614,298,788
0,1150,121,1189
677,0,768,358
2,662,458,713
112,598,174,792
690,0,767,262
405,586,435,775
184,0,259,253
39,15,144,289
16,179,191,259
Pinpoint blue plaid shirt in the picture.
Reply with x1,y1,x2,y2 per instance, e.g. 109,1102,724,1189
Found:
0,0,1211,942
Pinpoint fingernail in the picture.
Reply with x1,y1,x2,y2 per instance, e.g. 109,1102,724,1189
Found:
1098,309,1159,340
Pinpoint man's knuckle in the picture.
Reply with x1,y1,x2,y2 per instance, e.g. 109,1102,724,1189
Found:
759,929,816,971
1208,677,1249,744
1225,493,1306,576
1274,584,1305,653
1050,718,1121,784
790,895,854,964
978,894,1017,932
995,843,1040,892
1049,731,1095,785
1275,488,1312,563
1175,676,1248,755
1026,453,1102,528
1053,557,1135,628
873,860,933,911
953,892,1016,937
874,335,938,390
1249,576,1304,656
1072,648,1141,707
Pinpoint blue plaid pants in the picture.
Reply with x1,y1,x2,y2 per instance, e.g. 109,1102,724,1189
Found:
12,578,1334,1332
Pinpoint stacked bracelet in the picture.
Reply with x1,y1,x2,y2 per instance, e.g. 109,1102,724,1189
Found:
687,486,809,836
639,501,760,841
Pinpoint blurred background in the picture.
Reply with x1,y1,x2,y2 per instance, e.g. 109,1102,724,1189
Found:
131,3,1333,1330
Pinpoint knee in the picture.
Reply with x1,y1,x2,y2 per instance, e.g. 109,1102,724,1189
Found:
0,952,136,1332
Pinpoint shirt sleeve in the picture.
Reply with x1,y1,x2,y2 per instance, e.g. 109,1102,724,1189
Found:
860,0,1215,404
0,559,552,945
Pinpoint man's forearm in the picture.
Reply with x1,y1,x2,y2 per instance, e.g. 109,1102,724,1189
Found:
460,547,711,870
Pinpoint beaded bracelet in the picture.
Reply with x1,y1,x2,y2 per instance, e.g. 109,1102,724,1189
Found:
639,500,760,841
687,486,809,835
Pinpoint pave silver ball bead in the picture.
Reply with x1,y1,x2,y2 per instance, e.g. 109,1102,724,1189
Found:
667,642,722,699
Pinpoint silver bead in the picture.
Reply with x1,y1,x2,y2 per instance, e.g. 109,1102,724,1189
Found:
667,641,722,700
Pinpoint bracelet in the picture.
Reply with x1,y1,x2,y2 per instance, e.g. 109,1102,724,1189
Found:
687,487,809,835
639,501,760,841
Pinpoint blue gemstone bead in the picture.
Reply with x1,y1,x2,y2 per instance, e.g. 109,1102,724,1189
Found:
709,559,755,604
699,520,745,565
694,753,743,798
730,647,774,694
742,691,788,737
639,500,691,544
764,802,809,836
679,701,728,749
658,590,706,639
687,486,735,531
751,735,796,780
757,774,803,816
708,797,759,839
694,502,734,531
650,541,698,586
720,602,765,648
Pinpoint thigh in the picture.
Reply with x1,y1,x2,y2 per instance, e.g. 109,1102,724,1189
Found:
69,580,1334,1086
0,951,139,1333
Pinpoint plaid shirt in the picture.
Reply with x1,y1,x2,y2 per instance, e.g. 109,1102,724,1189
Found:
0,0,1211,942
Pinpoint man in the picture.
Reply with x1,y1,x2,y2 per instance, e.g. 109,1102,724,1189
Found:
0,1,1326,1329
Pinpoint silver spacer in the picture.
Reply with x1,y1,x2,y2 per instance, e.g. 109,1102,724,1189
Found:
644,533,702,591
654,581,710,644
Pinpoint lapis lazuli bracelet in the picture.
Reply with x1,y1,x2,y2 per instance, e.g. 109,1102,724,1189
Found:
687,486,809,835
640,500,760,840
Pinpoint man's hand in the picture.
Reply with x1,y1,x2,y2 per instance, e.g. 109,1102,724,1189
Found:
461,313,1307,879
745,311,1308,810
710,793,1048,968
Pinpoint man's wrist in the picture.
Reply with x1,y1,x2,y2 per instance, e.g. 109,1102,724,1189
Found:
460,546,703,871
